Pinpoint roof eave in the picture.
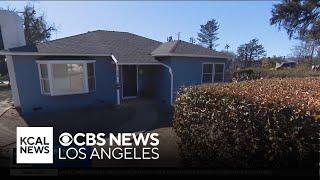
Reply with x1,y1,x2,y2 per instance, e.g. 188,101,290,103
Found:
0,50,112,57
151,53,227,59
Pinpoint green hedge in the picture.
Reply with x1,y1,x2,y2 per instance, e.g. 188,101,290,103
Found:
173,77,319,168
253,67,320,78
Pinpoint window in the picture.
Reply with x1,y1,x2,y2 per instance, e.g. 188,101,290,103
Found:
202,64,213,83
214,64,224,82
202,63,224,83
87,63,95,92
37,61,95,96
39,64,50,94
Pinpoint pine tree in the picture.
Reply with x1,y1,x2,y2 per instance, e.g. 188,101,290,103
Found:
197,19,219,49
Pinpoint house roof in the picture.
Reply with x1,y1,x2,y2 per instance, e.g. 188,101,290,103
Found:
7,30,227,63
151,40,227,58
9,30,162,64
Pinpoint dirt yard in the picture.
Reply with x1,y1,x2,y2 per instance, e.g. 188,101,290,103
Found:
0,84,12,113
92,127,182,167
0,107,181,167
0,99,178,166
0,108,28,162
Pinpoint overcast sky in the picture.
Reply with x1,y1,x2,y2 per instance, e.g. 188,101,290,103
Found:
1,1,300,57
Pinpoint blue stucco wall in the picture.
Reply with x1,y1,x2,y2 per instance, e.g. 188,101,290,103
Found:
147,65,171,106
161,57,228,103
12,56,117,113
12,55,227,113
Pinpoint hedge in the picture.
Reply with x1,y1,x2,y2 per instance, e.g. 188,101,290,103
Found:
253,67,320,79
173,77,319,168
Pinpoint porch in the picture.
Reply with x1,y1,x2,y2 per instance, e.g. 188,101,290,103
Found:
118,64,172,106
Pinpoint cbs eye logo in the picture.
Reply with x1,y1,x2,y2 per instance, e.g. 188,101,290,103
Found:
59,132,73,146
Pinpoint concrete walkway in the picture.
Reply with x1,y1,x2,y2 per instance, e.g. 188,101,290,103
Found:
118,99,161,132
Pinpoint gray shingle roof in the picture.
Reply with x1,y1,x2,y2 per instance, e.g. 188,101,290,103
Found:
9,31,227,63
151,40,227,58
10,30,162,64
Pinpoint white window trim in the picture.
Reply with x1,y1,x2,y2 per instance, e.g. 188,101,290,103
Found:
36,60,96,96
201,63,225,84
201,63,214,84
37,63,50,95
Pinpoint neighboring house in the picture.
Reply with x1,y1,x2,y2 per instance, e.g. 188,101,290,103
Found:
275,61,297,70
0,11,228,113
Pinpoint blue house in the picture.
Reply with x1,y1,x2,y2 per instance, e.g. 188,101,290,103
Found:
1,29,229,113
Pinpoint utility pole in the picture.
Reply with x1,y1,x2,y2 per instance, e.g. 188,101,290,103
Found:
177,32,181,40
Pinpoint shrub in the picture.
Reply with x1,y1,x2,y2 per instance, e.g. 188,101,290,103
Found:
253,66,320,78
232,69,261,82
173,77,319,168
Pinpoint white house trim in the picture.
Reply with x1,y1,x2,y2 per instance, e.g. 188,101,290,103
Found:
117,63,162,65
111,54,120,105
111,54,118,64
0,50,111,57
36,60,96,64
5,55,20,107
159,63,174,105
37,63,48,95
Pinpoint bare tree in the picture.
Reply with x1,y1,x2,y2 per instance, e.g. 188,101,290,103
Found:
21,4,57,45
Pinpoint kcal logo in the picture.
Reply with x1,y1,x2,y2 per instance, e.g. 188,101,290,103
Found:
16,127,53,164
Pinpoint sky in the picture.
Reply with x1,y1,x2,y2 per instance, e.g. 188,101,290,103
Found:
1,1,300,57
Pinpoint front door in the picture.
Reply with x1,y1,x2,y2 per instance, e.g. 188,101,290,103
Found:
122,65,137,98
